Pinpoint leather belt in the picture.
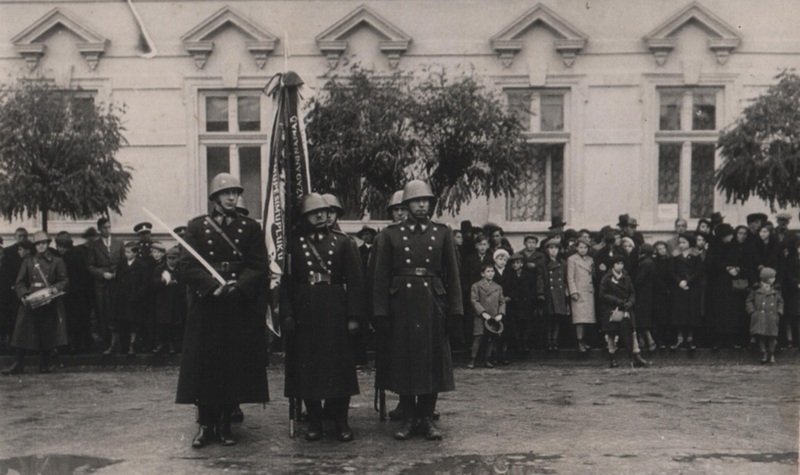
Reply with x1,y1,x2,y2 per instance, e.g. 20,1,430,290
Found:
396,268,440,277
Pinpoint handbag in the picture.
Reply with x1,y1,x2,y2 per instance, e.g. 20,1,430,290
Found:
609,307,626,322
732,279,749,292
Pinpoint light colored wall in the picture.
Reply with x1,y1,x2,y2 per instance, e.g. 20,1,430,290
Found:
0,0,798,244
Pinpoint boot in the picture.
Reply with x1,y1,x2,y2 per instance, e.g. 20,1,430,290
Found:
304,400,323,441
334,398,354,442
419,417,442,441
191,425,214,448
103,333,120,356
2,351,24,375
217,411,237,446
38,352,52,374
394,418,417,440
127,333,137,355
632,354,650,368
608,352,618,368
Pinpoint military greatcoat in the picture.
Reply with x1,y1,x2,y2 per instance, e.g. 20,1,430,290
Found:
11,250,69,351
175,211,269,405
372,219,463,395
282,227,364,400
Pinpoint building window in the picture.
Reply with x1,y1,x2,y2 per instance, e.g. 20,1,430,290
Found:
505,89,568,222
656,87,721,219
200,91,268,219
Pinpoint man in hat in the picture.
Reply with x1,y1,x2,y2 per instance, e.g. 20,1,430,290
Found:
2,232,68,375
134,222,155,264
356,226,377,277
88,218,124,350
176,172,269,448
709,212,725,235
775,212,793,245
618,214,644,247
372,180,463,441
281,193,364,442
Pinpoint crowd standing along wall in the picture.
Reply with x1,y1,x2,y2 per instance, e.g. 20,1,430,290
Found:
0,0,798,248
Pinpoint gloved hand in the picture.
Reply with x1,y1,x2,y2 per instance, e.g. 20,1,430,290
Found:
281,317,296,337
347,318,360,336
494,314,503,322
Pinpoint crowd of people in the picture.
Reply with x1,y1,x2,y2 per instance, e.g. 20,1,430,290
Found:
0,220,188,374
452,211,797,367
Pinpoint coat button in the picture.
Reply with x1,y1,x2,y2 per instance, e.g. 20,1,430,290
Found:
428,246,433,251
407,283,412,288
300,237,305,242
302,244,307,249
403,236,408,241
405,247,410,252
401,227,406,231
207,240,213,245
231,273,237,278
307,261,313,266
305,252,310,257
238,229,243,233
406,259,411,264
424,282,429,287
431,236,436,240
235,239,240,244
329,250,334,255
209,251,214,256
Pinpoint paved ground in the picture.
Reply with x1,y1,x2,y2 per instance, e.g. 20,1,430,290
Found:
0,353,798,474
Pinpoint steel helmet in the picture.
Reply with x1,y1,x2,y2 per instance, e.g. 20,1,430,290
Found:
300,193,330,216
208,173,244,199
386,190,405,211
322,193,344,215
235,195,249,216
401,180,434,204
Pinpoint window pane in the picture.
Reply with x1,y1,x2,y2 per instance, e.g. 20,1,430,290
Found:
659,91,682,131
506,90,533,131
690,144,715,218
239,147,262,219
206,97,229,132
692,91,716,130
550,147,564,218
507,144,561,221
658,143,681,204
206,147,230,194
540,94,564,132
238,97,260,132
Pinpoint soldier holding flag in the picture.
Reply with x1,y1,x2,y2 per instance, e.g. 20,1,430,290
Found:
175,173,269,448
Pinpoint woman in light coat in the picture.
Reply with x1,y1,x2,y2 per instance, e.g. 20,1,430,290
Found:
567,237,596,352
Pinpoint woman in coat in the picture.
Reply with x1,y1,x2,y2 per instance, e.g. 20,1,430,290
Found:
633,243,657,351
567,237,595,352
708,225,749,349
540,239,570,351
2,232,68,375
598,254,648,368
652,241,672,348
670,234,703,350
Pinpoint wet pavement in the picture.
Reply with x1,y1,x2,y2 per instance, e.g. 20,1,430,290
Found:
0,355,797,474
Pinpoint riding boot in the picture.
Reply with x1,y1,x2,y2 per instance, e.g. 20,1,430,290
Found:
217,406,237,446
192,405,215,448
2,349,24,375
304,400,323,441
128,333,137,355
332,397,354,442
103,333,120,356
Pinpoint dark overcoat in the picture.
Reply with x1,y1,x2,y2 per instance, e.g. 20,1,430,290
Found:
152,262,185,326
372,219,463,395
541,257,570,316
598,271,636,333
175,212,269,405
502,268,538,323
670,252,703,327
652,255,672,327
114,257,148,324
282,227,364,400
708,240,749,334
633,256,654,329
11,251,69,351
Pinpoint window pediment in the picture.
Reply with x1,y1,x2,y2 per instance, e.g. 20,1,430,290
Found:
316,5,411,69
11,8,109,71
181,6,278,69
490,3,587,68
643,2,741,66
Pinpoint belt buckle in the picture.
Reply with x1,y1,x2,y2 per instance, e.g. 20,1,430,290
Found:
414,268,425,276
221,262,230,272
310,272,321,284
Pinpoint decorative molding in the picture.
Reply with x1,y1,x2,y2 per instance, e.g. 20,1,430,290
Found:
643,2,741,66
315,5,411,69
490,3,587,68
181,6,278,70
11,8,108,71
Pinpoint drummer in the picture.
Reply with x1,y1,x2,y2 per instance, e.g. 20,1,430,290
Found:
1,232,69,375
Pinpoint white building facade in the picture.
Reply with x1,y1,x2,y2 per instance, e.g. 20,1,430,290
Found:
0,0,798,245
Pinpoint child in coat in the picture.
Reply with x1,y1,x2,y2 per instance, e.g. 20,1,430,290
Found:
506,252,540,352
105,241,148,356
152,246,185,355
492,249,514,364
469,264,506,368
540,239,570,351
746,267,784,364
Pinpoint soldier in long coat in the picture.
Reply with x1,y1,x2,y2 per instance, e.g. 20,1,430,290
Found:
281,193,364,442
372,180,463,441
176,173,269,448
2,232,68,375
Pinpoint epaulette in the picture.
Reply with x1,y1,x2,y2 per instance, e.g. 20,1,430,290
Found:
430,219,451,230
386,221,402,228
189,214,208,224
331,228,349,237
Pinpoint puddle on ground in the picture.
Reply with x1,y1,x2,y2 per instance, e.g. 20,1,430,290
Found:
402,453,561,475
673,452,798,464
0,454,121,474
